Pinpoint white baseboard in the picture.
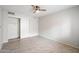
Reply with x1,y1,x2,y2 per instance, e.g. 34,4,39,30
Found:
40,34,79,49
28,34,39,37
21,33,39,39
0,40,8,50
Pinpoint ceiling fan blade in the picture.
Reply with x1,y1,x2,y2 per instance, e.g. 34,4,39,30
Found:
39,9,46,11
33,10,36,13
32,5,36,10
32,5,46,13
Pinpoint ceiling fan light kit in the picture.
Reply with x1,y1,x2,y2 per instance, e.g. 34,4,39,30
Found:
36,10,40,13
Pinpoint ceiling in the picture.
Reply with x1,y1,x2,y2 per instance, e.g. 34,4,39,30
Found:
0,5,76,17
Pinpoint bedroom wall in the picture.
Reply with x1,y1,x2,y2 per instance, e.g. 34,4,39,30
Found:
2,9,8,43
0,8,2,39
20,16,39,38
0,8,8,49
0,8,2,49
8,12,39,39
8,11,39,39
39,6,79,48
0,7,39,49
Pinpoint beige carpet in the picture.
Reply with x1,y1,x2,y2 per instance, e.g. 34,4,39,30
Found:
1,36,79,53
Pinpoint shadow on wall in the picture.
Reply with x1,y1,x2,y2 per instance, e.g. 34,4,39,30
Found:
40,18,71,40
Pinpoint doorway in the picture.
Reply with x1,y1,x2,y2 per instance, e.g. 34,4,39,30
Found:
8,17,20,40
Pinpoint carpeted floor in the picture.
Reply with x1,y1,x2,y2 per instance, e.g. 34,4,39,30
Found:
1,36,79,53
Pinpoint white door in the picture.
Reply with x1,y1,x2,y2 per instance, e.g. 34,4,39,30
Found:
8,17,19,39
0,29,1,42
0,8,2,42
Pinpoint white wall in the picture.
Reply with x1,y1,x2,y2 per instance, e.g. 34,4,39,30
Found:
2,9,8,43
20,16,39,38
0,8,8,49
0,6,38,49
8,12,39,39
70,7,79,48
8,13,30,38
0,7,39,49
39,6,79,48
20,16,29,38
13,13,39,38
0,8,2,49
29,17,39,37
0,8,2,42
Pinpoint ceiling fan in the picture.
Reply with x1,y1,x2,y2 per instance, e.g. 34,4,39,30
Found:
32,5,46,13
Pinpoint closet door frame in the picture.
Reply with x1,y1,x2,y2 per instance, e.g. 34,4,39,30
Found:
8,16,21,40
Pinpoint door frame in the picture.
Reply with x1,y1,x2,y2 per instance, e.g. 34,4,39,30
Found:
18,18,20,39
